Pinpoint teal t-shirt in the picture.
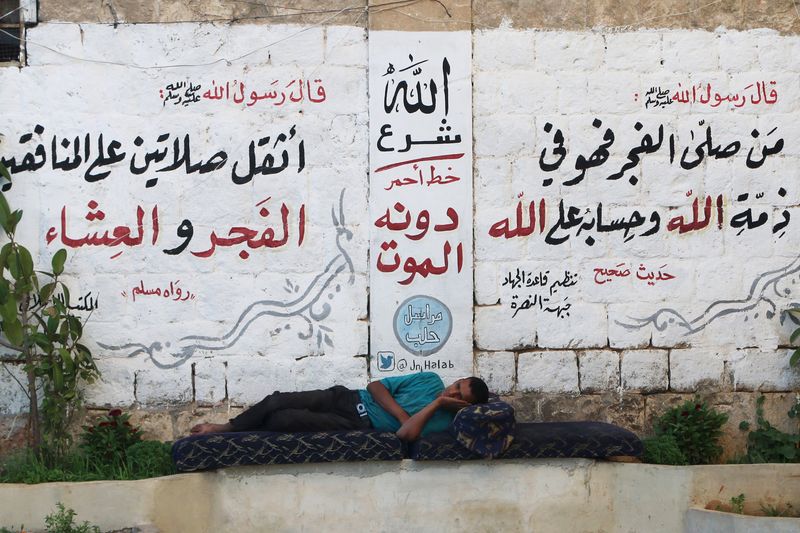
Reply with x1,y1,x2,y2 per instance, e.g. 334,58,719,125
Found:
358,372,453,435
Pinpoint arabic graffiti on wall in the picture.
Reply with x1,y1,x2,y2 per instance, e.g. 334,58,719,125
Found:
368,31,473,379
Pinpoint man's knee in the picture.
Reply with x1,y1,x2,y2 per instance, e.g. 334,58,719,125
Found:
265,409,303,431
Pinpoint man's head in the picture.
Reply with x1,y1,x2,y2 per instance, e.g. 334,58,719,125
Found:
441,376,490,405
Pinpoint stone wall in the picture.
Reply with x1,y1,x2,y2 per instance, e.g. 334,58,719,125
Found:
1,0,799,458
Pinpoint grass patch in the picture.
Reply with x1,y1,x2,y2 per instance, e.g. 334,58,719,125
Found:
0,441,176,484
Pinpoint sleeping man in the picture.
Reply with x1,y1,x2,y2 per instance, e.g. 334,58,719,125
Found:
190,372,489,442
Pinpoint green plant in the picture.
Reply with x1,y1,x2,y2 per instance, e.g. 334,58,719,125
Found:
760,502,796,517
0,160,99,460
650,398,728,464
729,493,745,514
79,409,142,469
125,440,176,478
786,307,800,367
44,503,99,533
641,434,687,465
737,395,800,463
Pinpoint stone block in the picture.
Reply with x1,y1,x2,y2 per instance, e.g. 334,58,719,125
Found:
474,29,535,69
474,305,536,351
535,303,608,349
192,358,226,404
535,32,605,71
173,404,245,438
730,349,800,392
135,365,193,407
0,414,29,457
603,31,662,72
621,349,669,392
662,31,720,72
669,349,725,392
517,351,579,393
476,351,516,395
0,363,29,415
578,350,620,393
128,410,175,442
82,358,138,409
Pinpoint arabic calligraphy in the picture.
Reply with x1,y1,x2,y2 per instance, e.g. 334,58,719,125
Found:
1,124,305,189
393,295,452,356
375,203,462,285
537,119,783,188
28,290,99,312
640,80,779,110
159,78,327,108
503,268,578,319
123,280,196,302
593,263,676,286
488,190,789,246
45,197,305,260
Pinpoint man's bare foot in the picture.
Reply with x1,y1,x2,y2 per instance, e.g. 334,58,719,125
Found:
190,422,234,435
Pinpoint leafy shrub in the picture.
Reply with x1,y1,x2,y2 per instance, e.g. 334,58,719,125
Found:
737,395,800,463
80,409,142,469
642,434,687,465
125,440,176,478
44,503,100,533
649,399,728,464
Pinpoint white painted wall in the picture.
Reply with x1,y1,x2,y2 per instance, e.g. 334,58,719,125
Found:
1,24,799,414
473,28,800,396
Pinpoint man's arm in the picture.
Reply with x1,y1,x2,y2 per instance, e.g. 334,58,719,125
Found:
366,381,410,424
395,397,469,442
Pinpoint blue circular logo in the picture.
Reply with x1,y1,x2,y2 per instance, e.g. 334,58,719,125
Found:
393,295,452,357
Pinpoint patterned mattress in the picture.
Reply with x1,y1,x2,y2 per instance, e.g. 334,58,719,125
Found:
172,430,406,472
409,421,643,461
172,421,642,471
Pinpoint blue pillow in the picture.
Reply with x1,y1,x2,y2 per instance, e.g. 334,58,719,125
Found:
449,401,515,458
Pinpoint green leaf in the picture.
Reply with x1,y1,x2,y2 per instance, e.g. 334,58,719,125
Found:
40,282,56,304
17,246,33,278
2,318,23,346
739,421,750,431
0,193,9,234
8,209,22,234
52,249,67,276
0,161,11,182
52,363,63,391
0,297,17,323
59,347,74,372
0,242,11,269
790,348,800,368
790,328,800,344
61,285,70,307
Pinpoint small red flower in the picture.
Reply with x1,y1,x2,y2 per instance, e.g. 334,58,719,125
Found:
108,409,123,417
681,411,689,417
695,404,702,411
98,421,111,427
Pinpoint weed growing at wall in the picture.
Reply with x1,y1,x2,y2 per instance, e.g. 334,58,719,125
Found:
43,503,100,533
0,161,99,460
641,434,687,465
0,409,175,483
736,395,800,463
79,409,142,467
644,399,728,465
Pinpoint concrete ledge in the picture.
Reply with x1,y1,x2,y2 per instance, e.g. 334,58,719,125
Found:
1,461,799,532
685,508,800,533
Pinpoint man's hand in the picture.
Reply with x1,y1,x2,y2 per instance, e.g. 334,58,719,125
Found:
437,396,470,412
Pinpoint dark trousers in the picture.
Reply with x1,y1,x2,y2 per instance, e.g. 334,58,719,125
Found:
229,385,371,432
